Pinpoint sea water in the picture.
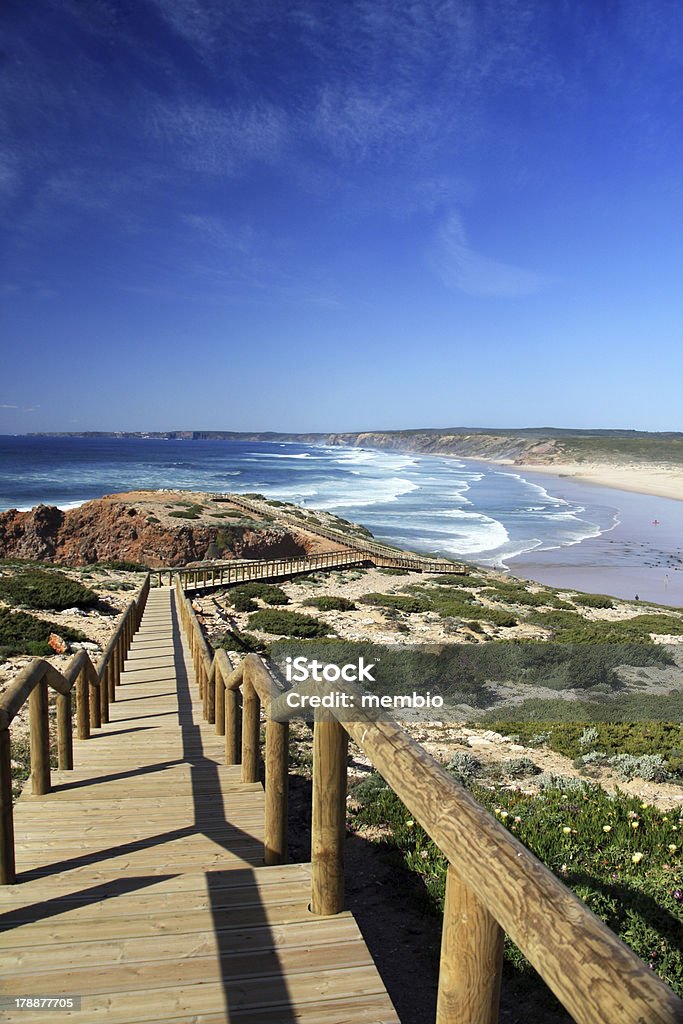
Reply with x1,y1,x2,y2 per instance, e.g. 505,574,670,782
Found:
1,436,681,603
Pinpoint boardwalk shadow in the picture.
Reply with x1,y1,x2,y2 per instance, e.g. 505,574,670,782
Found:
171,594,298,1023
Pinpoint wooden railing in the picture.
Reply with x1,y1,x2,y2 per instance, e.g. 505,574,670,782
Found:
153,546,467,591
0,574,151,884
177,576,683,1024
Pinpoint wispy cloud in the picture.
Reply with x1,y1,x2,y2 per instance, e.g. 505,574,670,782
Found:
430,213,547,298
149,100,288,175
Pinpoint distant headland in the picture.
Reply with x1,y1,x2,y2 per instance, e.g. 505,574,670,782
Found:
25,427,683,501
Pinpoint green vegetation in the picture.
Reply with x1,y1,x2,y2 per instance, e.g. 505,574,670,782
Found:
96,559,148,572
248,609,332,638
228,583,289,610
479,691,683,724
302,595,356,611
480,720,683,776
0,569,98,611
0,608,89,658
359,593,431,613
217,628,267,655
573,593,615,609
351,772,683,996
530,610,683,643
377,568,411,576
400,584,518,627
169,506,203,520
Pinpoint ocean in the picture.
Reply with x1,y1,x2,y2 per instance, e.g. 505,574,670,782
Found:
1,436,682,605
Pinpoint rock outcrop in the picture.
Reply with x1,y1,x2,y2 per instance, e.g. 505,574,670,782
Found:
0,492,333,568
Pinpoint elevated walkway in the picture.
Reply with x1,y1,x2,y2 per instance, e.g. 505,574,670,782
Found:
0,589,398,1023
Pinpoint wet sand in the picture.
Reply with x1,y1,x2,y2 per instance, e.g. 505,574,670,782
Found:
503,472,683,607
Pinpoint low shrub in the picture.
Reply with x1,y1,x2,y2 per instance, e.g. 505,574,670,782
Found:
229,583,289,606
97,559,148,572
444,751,483,781
359,593,430,613
480,720,683,775
608,754,670,783
302,596,356,611
0,608,89,658
248,609,332,638
573,593,614,609
504,757,541,778
0,569,98,611
217,628,267,654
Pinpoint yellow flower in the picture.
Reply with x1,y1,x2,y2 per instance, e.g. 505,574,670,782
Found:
562,826,572,834
603,825,612,832
500,811,509,820
631,852,644,864
405,820,414,828
631,821,639,829
669,845,678,853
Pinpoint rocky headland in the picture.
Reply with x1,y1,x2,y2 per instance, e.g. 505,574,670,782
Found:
0,491,343,567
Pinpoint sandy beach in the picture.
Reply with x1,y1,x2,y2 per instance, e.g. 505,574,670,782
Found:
505,460,683,503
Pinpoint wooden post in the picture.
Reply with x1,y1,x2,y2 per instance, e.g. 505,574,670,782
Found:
264,717,289,865
0,728,16,884
77,667,90,740
311,712,347,915
29,678,50,796
215,662,225,736
436,863,503,1024
241,680,260,783
56,691,73,770
225,689,241,764
107,655,116,703
206,661,215,724
89,674,101,730
100,655,109,724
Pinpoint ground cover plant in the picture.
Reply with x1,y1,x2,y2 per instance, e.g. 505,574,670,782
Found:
302,596,356,611
401,583,518,627
350,771,683,998
227,582,290,611
0,608,89,658
529,611,683,643
248,609,332,638
0,569,98,611
359,593,431,613
217,628,267,654
168,502,205,519
479,721,683,776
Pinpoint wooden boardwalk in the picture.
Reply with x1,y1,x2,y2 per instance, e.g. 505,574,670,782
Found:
0,588,399,1023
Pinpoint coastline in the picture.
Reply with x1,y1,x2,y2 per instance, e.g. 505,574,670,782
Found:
454,455,683,503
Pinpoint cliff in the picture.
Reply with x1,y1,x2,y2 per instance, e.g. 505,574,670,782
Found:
32,428,683,465
0,492,337,568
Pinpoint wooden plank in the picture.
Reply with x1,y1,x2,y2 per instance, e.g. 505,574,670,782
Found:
0,589,399,1024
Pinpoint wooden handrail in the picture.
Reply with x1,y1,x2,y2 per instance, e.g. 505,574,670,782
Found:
177,575,683,1024
0,573,151,884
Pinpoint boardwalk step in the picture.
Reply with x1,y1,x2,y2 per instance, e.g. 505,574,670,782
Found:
0,588,398,1024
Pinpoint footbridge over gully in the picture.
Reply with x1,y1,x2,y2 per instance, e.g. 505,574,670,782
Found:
0,569,682,1021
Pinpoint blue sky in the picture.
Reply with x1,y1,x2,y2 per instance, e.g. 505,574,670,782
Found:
1,1,681,433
